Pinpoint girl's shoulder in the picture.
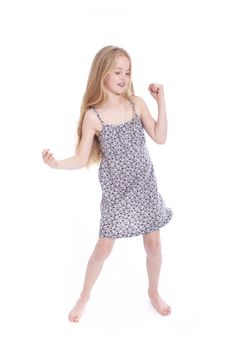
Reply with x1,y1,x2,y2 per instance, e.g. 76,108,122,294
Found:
129,95,144,116
83,108,102,135
130,94,144,105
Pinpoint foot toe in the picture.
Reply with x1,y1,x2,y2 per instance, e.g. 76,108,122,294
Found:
68,313,74,322
165,307,171,315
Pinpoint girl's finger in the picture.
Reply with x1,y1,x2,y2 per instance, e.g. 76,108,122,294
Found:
43,153,50,161
43,150,52,159
45,155,53,163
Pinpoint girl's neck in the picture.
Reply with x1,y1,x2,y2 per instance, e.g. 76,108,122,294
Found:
103,93,127,108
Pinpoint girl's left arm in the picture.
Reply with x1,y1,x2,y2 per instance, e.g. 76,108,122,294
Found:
148,83,167,144
135,84,168,144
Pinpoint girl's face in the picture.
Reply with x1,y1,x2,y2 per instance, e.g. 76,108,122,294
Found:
104,55,131,95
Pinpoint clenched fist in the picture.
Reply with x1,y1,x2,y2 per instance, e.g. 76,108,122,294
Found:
148,83,165,103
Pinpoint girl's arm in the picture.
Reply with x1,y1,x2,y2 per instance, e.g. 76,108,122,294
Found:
42,110,97,169
133,84,167,144
149,83,167,144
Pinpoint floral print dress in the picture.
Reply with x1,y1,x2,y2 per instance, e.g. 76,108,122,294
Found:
92,98,173,239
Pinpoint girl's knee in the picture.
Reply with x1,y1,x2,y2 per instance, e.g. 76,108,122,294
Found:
143,236,161,256
93,238,115,261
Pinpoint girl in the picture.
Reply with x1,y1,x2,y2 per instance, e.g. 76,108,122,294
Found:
42,45,173,322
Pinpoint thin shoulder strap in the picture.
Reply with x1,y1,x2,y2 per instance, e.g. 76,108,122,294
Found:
92,107,104,125
129,98,136,116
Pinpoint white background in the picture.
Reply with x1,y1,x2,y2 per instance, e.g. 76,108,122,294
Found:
0,0,233,349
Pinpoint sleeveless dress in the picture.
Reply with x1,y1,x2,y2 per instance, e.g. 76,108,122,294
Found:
92,99,173,239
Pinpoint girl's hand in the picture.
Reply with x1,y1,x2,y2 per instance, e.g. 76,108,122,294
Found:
42,149,58,169
148,83,165,103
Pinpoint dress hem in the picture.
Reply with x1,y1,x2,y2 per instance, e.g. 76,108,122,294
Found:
98,211,173,239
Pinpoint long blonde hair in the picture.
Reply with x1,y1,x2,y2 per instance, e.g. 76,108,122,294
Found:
75,45,135,168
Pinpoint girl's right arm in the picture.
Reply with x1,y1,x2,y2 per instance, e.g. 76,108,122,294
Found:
42,110,97,170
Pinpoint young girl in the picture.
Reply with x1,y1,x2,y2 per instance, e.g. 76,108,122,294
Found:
42,45,173,322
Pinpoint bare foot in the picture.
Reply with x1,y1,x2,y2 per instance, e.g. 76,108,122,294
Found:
68,297,89,322
148,291,172,316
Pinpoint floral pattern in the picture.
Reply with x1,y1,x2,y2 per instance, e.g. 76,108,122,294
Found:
92,99,173,239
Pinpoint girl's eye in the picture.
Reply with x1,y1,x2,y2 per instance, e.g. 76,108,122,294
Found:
115,72,130,76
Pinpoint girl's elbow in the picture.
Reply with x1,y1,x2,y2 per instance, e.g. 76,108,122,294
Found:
153,130,167,144
155,138,166,145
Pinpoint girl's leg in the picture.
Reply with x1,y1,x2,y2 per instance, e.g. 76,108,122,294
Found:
143,230,171,316
68,237,116,322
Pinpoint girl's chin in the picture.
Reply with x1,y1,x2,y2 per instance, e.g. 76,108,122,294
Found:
106,87,126,96
115,91,125,96
109,89,125,96
116,87,127,94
